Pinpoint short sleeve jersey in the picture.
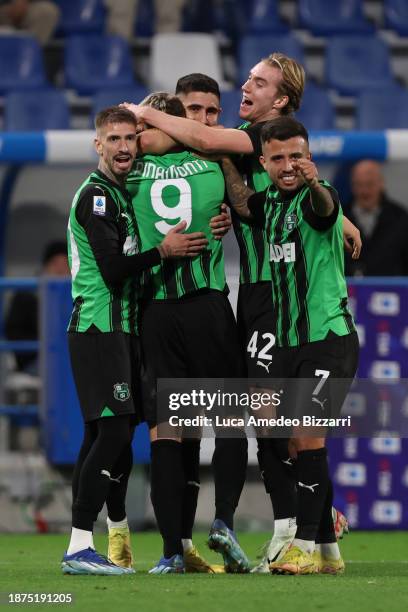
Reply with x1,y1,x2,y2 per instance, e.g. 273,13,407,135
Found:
232,121,272,284
67,170,140,333
248,180,355,347
126,151,228,300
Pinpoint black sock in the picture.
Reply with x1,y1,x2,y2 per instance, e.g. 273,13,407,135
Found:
257,438,297,520
181,439,201,540
150,439,184,558
71,421,98,504
212,429,248,530
106,442,133,523
316,478,336,544
295,447,329,542
72,416,132,531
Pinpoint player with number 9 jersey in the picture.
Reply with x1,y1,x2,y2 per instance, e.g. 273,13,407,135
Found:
127,152,228,300
125,94,245,571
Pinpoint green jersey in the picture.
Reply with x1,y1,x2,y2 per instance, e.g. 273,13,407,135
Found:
233,121,272,284
67,170,140,333
248,180,355,347
126,151,228,300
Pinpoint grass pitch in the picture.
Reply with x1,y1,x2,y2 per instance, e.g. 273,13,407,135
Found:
1,532,408,612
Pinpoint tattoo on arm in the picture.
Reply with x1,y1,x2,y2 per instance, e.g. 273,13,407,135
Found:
309,184,335,217
221,157,254,218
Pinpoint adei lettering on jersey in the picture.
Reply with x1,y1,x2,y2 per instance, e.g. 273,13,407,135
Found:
269,242,296,263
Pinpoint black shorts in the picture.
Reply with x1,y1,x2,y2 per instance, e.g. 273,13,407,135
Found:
267,331,360,423
140,290,244,427
68,331,143,423
237,281,276,378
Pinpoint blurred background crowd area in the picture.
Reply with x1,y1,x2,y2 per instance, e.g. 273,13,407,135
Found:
0,0,408,131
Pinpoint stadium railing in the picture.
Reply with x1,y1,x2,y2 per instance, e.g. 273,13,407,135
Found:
1,129,407,166
0,278,40,420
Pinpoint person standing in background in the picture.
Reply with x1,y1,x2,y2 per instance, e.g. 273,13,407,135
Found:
0,0,60,44
5,241,69,375
345,160,408,277
104,0,186,41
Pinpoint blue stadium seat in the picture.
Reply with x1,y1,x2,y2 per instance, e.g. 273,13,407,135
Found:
182,0,215,33
295,84,335,130
134,0,154,37
92,86,149,121
384,0,408,36
56,0,105,34
236,0,254,19
326,36,395,96
220,90,242,128
298,0,374,35
65,35,137,95
0,36,46,94
182,1,286,38
238,34,304,86
4,89,70,131
357,89,408,129
246,0,288,34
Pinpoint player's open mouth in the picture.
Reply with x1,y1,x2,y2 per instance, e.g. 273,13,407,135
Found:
281,175,297,186
114,155,132,168
240,96,253,109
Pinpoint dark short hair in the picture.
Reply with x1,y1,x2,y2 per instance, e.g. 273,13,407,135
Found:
261,116,309,145
175,73,220,100
140,92,186,118
42,240,67,266
94,106,137,130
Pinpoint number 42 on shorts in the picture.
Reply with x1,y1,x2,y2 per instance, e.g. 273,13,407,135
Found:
247,331,275,361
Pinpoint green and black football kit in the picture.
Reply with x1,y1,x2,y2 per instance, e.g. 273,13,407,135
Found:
126,152,243,427
232,121,277,378
247,180,359,420
127,152,248,560
67,169,168,538
67,169,161,423
127,152,227,300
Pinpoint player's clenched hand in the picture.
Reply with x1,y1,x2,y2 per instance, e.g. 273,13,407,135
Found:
292,159,319,188
210,204,231,240
159,221,208,258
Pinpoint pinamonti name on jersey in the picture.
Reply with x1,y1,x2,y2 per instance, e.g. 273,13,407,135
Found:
234,121,272,285
126,152,228,300
67,171,139,333
265,180,355,347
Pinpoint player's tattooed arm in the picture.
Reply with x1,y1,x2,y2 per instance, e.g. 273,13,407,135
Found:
343,216,362,260
293,158,335,217
309,182,335,217
221,157,254,219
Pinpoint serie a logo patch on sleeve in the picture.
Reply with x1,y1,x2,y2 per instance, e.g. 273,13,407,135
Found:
93,195,106,216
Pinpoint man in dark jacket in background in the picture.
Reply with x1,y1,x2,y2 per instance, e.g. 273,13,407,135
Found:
345,160,408,277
